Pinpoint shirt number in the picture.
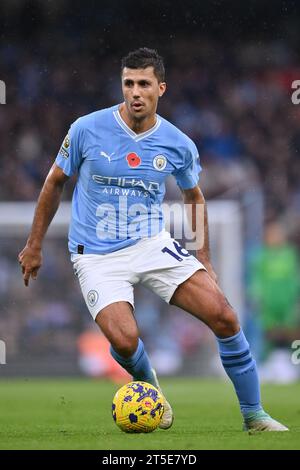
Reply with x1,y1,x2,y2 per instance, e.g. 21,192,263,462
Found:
161,241,191,262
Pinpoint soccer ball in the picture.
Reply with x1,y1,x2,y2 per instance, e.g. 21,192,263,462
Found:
112,381,164,433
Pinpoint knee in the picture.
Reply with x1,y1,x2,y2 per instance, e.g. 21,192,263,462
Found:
111,334,139,358
212,299,240,338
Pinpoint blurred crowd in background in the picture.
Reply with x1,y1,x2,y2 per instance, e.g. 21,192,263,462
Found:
0,0,300,381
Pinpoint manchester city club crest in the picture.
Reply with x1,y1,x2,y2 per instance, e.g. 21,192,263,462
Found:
153,155,167,171
87,290,99,307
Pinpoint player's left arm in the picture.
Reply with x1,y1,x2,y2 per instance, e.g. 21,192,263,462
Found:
181,185,218,283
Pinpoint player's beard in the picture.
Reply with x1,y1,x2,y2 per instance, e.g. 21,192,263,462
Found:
130,103,157,124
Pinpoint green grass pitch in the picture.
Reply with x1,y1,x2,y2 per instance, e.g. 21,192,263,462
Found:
0,378,299,450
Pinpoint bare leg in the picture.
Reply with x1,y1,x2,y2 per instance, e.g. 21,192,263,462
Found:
95,300,155,384
170,269,240,337
95,301,139,357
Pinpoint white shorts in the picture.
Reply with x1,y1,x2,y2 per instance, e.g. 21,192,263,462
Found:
71,230,205,319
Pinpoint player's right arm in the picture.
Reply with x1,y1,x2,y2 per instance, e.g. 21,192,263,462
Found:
18,163,69,286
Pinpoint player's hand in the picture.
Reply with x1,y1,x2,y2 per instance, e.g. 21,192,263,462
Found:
18,245,42,287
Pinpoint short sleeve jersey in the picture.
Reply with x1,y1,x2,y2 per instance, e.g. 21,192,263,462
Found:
55,104,201,254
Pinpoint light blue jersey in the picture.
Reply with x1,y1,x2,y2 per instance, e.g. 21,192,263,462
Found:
55,104,201,254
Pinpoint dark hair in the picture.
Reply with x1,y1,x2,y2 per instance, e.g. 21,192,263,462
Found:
121,48,165,83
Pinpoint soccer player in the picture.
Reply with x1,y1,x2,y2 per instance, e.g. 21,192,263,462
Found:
18,48,288,432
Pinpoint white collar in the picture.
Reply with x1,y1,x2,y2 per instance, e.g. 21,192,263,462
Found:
113,107,161,142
